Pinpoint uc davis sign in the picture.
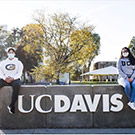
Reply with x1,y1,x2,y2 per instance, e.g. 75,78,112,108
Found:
0,85,135,129
18,94,123,113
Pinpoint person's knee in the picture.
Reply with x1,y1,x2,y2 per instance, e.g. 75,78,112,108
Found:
131,79,135,86
125,82,131,89
131,82,135,88
118,78,127,87
11,80,22,88
0,79,7,88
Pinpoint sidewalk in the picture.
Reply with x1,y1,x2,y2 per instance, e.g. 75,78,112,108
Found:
1,128,135,134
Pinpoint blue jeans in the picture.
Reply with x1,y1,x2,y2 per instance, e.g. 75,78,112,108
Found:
118,78,135,102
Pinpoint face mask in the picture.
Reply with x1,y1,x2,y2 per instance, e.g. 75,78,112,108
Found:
8,53,15,59
122,52,129,57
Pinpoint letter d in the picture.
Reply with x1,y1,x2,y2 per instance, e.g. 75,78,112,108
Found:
54,95,70,112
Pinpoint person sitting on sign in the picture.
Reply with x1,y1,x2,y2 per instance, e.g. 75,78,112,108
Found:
0,47,24,114
117,47,135,110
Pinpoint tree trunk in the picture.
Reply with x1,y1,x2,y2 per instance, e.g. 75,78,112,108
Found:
56,71,60,84
88,60,92,72
88,60,92,81
56,78,59,84
23,70,26,84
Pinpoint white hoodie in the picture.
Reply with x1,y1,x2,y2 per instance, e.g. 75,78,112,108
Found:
0,57,24,80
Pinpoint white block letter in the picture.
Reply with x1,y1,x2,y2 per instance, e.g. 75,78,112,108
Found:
84,94,101,112
54,95,70,112
110,94,123,112
35,95,52,113
18,95,35,113
70,95,87,112
103,94,110,112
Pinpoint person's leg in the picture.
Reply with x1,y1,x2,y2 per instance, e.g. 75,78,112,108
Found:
0,79,9,89
10,79,22,108
131,79,135,102
118,77,127,87
118,77,131,101
118,77,135,110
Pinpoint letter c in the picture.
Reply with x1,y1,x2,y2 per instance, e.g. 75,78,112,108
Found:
35,95,52,113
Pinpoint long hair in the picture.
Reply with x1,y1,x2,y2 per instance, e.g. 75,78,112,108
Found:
120,47,135,65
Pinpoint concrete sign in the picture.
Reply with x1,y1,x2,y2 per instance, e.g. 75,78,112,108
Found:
0,85,134,129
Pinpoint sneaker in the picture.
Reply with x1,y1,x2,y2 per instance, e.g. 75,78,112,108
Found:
128,102,135,110
7,106,15,114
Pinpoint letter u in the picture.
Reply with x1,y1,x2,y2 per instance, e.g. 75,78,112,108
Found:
18,95,35,113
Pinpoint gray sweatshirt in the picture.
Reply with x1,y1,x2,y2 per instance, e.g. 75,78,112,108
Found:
117,58,135,79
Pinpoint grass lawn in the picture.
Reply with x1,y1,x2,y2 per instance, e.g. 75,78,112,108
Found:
71,81,118,85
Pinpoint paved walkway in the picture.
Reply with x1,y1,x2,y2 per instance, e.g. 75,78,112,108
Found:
1,128,135,134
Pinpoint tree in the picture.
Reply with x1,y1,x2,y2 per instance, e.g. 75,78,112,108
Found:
20,24,43,57
32,64,57,82
0,26,8,59
69,28,100,81
5,28,22,48
31,11,100,83
70,62,82,81
129,36,135,56
19,24,43,71
71,30,100,72
17,24,44,83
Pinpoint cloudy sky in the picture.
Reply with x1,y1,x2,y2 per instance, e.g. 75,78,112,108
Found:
0,0,135,64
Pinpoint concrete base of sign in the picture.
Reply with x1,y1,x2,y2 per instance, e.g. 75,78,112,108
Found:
0,86,46,129
46,85,93,128
92,85,135,128
0,85,133,129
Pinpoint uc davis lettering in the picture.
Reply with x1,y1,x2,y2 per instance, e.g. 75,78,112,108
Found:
18,94,124,113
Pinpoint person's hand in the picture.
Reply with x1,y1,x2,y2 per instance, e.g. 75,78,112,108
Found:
129,78,133,83
5,76,14,83
127,78,133,83
8,77,14,82
5,77,11,83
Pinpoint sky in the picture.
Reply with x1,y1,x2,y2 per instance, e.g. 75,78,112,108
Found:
0,0,135,64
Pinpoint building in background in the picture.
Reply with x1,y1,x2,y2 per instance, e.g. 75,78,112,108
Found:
91,61,118,82
92,61,117,70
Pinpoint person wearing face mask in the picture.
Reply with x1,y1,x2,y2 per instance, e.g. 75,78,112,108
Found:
0,47,23,114
117,47,135,110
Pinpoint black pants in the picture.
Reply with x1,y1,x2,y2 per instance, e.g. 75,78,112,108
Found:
0,79,22,107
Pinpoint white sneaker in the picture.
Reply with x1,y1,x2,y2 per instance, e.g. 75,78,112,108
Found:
7,106,14,114
128,102,135,110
